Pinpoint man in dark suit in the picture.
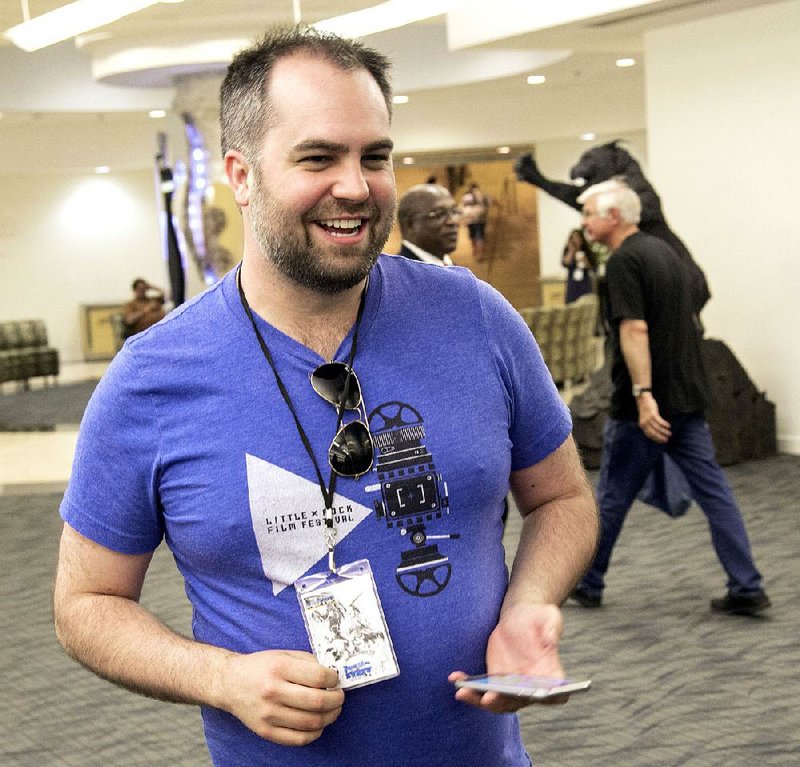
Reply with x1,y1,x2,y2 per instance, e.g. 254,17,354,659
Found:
396,183,460,266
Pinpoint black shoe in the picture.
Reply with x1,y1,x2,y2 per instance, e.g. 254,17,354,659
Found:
710,591,771,616
569,587,602,608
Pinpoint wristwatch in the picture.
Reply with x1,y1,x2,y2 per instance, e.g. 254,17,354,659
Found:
632,384,652,397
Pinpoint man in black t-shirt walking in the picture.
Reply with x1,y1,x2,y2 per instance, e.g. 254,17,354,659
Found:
569,179,769,616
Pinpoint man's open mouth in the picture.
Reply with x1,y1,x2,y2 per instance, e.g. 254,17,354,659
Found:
317,218,365,237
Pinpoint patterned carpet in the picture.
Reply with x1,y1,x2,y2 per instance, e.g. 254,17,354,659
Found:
510,455,800,767
0,380,99,430
2,454,798,766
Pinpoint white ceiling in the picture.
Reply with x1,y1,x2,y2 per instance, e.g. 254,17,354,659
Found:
0,0,784,169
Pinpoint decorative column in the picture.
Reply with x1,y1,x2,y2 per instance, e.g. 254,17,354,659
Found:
171,72,240,283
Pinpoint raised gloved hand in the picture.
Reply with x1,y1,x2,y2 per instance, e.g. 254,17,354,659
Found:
513,153,546,186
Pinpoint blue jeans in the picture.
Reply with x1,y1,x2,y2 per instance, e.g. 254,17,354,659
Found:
580,414,763,597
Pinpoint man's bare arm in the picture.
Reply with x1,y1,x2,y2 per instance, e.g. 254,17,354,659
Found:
53,523,344,746
504,434,598,611
619,318,651,393
451,435,598,713
619,318,671,443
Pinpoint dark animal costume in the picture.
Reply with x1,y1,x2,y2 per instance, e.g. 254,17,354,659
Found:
514,141,710,311
516,143,773,511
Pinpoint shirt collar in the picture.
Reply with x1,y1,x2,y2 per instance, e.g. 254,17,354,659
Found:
402,240,453,267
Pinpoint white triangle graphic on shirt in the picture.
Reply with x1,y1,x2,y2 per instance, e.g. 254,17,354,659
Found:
246,453,373,596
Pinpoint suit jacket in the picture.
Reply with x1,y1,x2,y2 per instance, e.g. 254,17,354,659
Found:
398,243,424,262
398,243,450,266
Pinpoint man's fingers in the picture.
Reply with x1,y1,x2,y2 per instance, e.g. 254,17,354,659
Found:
277,679,345,715
276,651,342,691
453,685,564,714
261,697,343,732
449,670,568,714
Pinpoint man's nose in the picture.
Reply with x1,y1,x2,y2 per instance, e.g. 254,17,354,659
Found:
331,161,369,201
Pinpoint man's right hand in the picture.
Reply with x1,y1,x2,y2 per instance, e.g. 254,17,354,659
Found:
54,526,344,748
220,650,344,746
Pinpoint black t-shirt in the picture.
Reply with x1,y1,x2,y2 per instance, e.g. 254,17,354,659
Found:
605,231,709,420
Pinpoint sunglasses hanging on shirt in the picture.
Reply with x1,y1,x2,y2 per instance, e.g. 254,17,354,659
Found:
236,266,374,510
310,362,374,477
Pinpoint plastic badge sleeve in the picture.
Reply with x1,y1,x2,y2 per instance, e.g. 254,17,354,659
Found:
296,559,400,690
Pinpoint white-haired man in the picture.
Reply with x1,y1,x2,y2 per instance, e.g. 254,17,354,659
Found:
571,179,770,616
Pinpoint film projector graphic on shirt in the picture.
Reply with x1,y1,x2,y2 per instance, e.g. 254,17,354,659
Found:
364,401,458,598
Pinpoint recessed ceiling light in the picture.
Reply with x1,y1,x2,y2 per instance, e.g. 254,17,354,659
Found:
616,58,636,67
527,75,546,85
402,157,414,165
94,166,110,174
314,0,472,38
3,0,166,52
392,95,409,105
148,109,167,119
580,133,596,141
497,146,511,154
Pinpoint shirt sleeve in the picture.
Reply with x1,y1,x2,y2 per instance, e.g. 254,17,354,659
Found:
59,347,165,554
476,281,572,471
606,249,645,323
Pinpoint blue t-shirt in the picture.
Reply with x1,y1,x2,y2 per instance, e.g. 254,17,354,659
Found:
61,255,571,767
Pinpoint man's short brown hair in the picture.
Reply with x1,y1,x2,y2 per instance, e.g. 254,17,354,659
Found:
220,26,393,165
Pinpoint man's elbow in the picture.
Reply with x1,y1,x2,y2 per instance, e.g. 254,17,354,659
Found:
52,574,83,654
619,318,648,336
53,593,78,659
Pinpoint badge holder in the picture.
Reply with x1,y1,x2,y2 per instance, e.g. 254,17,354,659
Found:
297,556,399,690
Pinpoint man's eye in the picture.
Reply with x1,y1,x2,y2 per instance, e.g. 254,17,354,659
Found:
363,154,391,168
300,155,331,166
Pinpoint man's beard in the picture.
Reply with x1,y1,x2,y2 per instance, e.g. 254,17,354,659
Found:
248,176,395,295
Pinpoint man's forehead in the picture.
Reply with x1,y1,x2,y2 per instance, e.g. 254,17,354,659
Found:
582,197,598,211
423,188,454,206
268,52,387,109
264,53,391,145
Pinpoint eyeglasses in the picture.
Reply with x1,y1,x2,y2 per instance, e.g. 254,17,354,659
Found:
419,206,463,224
310,362,374,478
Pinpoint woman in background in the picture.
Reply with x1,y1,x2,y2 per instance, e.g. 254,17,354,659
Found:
561,228,596,303
460,183,488,261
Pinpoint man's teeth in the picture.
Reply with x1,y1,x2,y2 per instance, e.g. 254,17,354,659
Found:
321,218,362,232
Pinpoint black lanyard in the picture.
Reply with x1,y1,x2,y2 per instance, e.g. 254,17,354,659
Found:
236,266,369,513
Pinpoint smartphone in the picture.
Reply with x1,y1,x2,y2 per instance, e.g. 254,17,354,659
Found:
454,673,591,699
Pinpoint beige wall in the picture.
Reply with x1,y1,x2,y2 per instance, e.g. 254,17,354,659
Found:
0,171,168,363
645,0,800,453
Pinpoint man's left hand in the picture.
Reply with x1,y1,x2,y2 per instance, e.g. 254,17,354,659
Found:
449,603,568,713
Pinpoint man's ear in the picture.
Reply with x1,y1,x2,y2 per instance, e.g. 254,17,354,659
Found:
224,151,252,207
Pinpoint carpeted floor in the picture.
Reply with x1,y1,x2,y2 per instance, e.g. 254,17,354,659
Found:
0,380,99,431
510,454,800,767
2,454,799,766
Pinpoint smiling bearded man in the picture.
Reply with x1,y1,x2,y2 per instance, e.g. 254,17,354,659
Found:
247,161,395,294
